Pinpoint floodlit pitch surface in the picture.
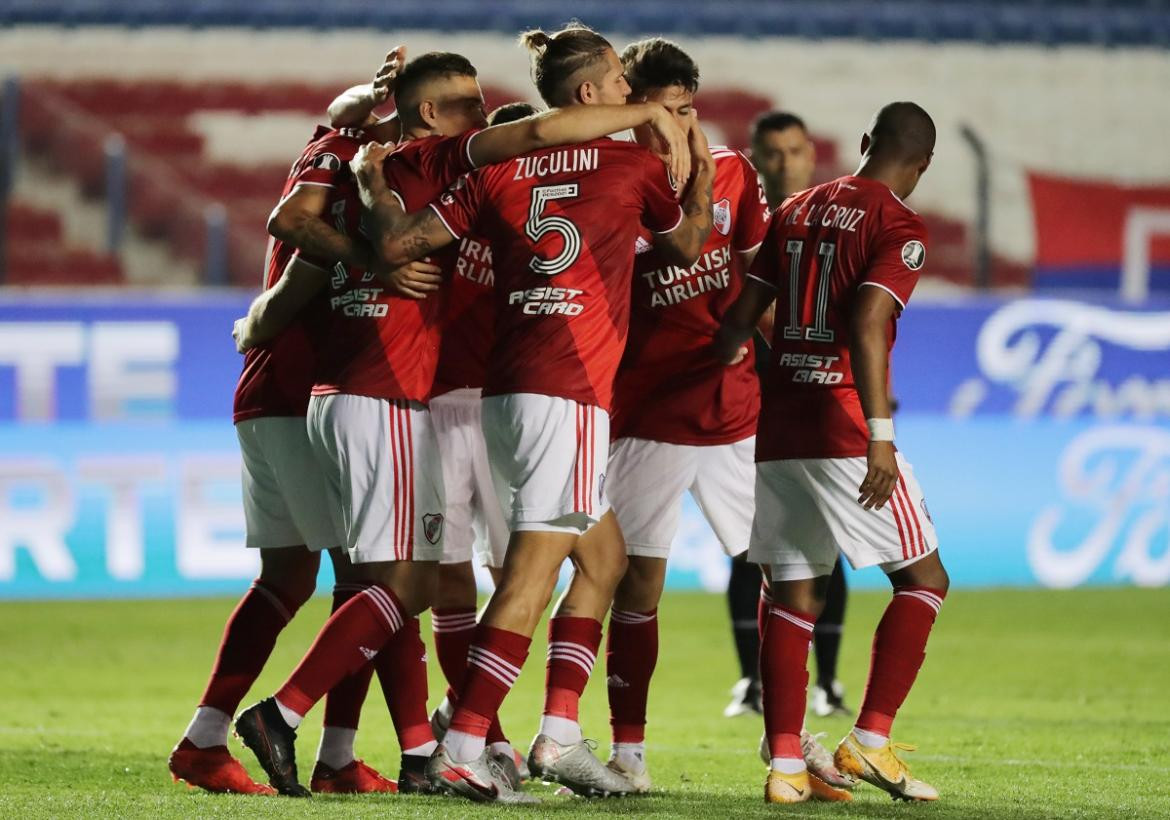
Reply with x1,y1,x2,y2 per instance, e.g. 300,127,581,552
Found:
1,588,1167,818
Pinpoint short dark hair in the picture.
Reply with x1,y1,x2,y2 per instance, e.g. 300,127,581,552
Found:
867,101,936,163
751,111,807,143
487,101,542,126
394,52,478,126
519,22,613,107
620,37,699,98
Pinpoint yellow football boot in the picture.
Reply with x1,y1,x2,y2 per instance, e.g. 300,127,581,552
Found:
764,769,811,804
834,731,939,802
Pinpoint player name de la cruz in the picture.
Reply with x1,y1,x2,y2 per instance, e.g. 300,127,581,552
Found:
785,201,867,232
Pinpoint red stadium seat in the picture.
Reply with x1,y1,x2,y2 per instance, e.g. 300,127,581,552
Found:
4,203,64,244
4,244,124,286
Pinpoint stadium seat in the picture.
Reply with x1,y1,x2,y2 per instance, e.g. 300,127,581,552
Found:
4,244,124,286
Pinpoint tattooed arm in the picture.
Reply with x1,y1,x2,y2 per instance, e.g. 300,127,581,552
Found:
653,117,716,267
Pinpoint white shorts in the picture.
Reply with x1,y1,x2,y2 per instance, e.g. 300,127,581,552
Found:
306,394,445,564
431,388,509,568
482,393,611,535
236,416,338,551
608,436,755,559
748,453,939,582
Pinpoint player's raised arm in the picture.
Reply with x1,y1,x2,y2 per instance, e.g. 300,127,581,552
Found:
850,284,900,510
327,46,406,128
267,184,371,271
653,115,716,266
469,102,690,185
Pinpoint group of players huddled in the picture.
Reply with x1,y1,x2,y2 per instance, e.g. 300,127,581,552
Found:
168,22,949,806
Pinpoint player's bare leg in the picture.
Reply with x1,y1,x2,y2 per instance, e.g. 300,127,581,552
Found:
430,560,525,788
170,545,319,795
234,559,436,796
518,512,635,795
310,549,419,795
425,530,570,802
604,553,666,791
756,571,853,803
834,552,948,801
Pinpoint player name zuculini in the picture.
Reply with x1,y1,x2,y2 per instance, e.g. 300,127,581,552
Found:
512,147,601,180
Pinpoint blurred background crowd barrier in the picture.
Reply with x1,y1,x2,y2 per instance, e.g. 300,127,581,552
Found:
1,1,1168,597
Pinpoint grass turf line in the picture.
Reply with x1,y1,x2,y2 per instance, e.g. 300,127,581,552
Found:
0,587,1167,818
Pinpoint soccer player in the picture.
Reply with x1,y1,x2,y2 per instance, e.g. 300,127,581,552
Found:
426,101,541,783
601,37,771,791
751,111,817,210
353,23,715,802
735,111,853,720
231,50,694,800
168,74,436,794
715,101,948,804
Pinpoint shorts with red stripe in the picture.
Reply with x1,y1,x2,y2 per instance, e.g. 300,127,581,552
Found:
748,453,938,581
306,393,445,564
481,392,610,536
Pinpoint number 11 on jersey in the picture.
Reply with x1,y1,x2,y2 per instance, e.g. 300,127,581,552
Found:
782,239,837,343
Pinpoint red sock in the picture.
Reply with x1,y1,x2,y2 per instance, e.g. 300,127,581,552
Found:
757,583,773,640
544,616,602,723
432,607,477,703
448,625,530,738
856,586,946,737
275,584,405,717
199,580,302,714
373,617,434,751
606,609,658,744
761,605,815,760
432,608,508,744
322,583,375,730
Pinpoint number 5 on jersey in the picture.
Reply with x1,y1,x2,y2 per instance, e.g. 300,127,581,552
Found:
527,184,582,276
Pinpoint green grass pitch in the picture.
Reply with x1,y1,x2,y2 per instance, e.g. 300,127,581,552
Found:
1,587,1167,818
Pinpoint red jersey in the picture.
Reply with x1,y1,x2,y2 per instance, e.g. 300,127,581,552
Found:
232,125,363,423
431,233,495,397
750,175,927,460
310,130,479,402
611,147,770,445
431,138,684,411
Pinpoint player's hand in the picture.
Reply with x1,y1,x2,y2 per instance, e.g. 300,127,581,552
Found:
232,317,252,353
687,110,715,172
728,345,750,365
371,45,406,105
375,259,443,300
858,440,899,510
351,141,396,204
647,104,690,194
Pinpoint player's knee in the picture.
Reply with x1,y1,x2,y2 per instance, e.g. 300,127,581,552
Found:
436,562,478,609
258,551,319,607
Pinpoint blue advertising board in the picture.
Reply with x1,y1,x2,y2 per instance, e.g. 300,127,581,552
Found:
0,292,1167,598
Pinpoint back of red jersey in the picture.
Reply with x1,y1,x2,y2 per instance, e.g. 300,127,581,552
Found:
431,137,683,410
433,234,495,396
311,131,478,402
749,175,928,460
612,147,770,445
232,126,363,423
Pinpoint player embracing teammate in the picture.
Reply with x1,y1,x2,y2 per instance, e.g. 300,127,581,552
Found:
717,101,949,804
356,22,716,803
228,45,696,800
